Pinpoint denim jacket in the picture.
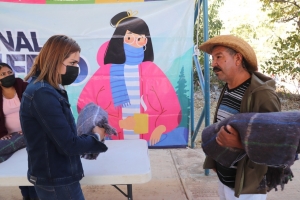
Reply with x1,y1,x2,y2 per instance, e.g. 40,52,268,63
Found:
20,74,108,186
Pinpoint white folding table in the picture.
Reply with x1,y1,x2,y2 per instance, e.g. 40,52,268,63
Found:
0,139,152,200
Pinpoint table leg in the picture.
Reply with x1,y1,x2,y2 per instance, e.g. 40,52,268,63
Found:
127,184,133,200
112,184,133,200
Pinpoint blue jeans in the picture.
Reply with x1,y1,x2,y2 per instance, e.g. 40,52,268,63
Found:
34,182,85,200
19,186,38,198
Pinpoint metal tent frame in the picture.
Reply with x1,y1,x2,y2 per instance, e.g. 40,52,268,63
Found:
191,0,210,176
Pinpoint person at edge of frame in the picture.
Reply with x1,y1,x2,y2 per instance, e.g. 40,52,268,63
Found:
0,62,39,200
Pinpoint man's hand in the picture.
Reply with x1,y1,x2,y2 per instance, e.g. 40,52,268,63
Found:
216,125,244,149
93,126,106,141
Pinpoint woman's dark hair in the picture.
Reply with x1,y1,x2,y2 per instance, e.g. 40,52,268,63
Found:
0,63,13,71
104,11,154,64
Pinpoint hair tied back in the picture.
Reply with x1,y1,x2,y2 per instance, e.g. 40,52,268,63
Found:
115,10,138,28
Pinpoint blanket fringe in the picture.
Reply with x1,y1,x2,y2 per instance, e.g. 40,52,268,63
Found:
265,167,294,192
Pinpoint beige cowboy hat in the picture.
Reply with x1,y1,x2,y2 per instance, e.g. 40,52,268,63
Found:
199,35,258,72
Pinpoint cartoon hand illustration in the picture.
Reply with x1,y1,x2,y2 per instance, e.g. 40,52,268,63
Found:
150,125,166,146
119,116,135,130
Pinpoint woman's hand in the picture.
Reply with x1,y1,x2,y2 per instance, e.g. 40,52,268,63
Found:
149,125,166,146
0,134,12,140
93,126,106,141
119,116,135,130
0,136,10,140
0,131,22,140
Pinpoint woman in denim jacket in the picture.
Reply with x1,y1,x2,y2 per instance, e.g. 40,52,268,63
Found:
20,35,108,200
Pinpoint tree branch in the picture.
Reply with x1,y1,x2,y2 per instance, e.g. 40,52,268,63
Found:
270,0,300,8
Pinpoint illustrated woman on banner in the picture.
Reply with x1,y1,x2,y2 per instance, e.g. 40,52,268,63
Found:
77,11,181,146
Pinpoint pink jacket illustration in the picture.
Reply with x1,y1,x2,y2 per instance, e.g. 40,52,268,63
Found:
77,41,181,142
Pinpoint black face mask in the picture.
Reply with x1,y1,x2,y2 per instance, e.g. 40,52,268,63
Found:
0,74,16,88
61,66,79,85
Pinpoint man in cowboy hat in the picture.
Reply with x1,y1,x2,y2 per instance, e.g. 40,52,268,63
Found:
199,35,281,199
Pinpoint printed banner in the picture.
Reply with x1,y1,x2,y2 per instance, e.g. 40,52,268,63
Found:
0,0,194,147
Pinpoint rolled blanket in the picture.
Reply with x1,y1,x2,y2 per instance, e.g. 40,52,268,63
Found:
0,132,26,163
201,111,300,191
77,102,117,160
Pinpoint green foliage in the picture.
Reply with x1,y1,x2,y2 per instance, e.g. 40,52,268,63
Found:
260,0,300,24
261,33,300,78
260,0,300,80
193,0,224,89
231,24,258,40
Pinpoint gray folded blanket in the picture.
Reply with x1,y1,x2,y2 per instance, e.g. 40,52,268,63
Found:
202,111,300,191
0,132,26,163
77,102,117,160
